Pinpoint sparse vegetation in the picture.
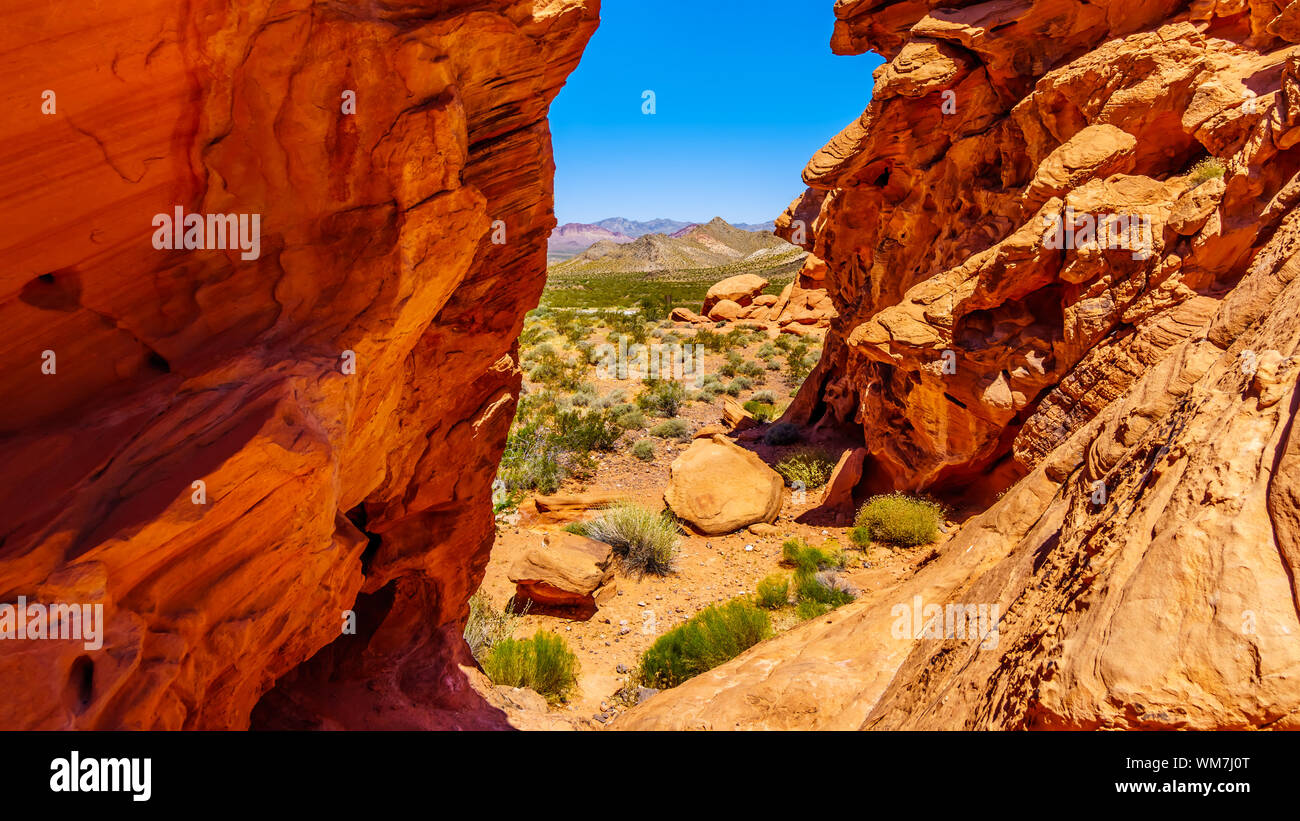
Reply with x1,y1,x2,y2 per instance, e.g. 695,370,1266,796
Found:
755,574,790,609
582,502,681,576
781,538,846,573
775,448,837,489
855,493,945,547
637,380,686,416
778,539,857,620
482,631,579,704
632,439,656,461
650,418,691,441
463,591,523,663
743,399,777,422
1186,156,1226,187
637,599,772,689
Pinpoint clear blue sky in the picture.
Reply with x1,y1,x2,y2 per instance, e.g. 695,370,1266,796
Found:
549,1,883,226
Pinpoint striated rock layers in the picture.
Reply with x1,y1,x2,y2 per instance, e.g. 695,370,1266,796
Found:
0,0,597,729
620,0,1300,729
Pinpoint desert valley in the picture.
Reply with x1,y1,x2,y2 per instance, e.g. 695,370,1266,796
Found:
4,0,1300,748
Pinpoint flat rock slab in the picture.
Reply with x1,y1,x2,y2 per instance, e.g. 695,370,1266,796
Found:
509,532,616,619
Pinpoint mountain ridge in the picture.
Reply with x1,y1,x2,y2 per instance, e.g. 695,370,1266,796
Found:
550,216,802,275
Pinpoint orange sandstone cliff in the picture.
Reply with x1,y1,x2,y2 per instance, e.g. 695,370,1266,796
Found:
619,0,1300,729
0,0,597,729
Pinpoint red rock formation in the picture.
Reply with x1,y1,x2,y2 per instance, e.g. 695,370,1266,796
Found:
621,0,1300,730
0,0,597,729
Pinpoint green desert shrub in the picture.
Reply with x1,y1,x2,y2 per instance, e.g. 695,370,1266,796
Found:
763,421,801,446
756,343,778,360
784,347,817,386
849,526,872,550
743,400,777,423
637,599,772,689
527,346,586,391
637,380,686,416
650,418,691,441
723,376,752,396
632,439,656,461
554,408,622,453
463,591,522,663
1186,156,1226,187
720,351,744,377
594,389,628,409
613,405,646,430
755,574,791,609
775,448,837,489
499,422,564,494
795,570,857,608
796,599,833,620
582,502,680,576
738,360,765,378
750,390,776,405
482,631,579,704
780,538,846,573
854,493,944,547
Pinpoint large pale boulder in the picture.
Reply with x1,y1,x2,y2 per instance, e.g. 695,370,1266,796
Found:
664,435,783,535
707,299,745,321
508,532,616,618
702,274,769,312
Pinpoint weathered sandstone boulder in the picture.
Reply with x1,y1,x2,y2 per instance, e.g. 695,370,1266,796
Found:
670,306,709,324
508,533,616,618
707,299,745,322
664,435,783,535
702,274,769,312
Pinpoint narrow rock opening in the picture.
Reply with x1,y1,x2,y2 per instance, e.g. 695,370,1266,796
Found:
65,655,94,714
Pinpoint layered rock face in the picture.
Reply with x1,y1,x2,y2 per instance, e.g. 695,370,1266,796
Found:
0,0,597,729
620,0,1300,729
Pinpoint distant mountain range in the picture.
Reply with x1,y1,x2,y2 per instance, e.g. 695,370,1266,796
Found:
549,216,802,275
548,216,778,260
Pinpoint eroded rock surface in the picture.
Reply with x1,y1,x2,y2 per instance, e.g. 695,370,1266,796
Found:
621,0,1300,730
0,0,597,729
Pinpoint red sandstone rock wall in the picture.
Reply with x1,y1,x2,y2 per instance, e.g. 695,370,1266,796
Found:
620,0,1300,730
0,0,597,729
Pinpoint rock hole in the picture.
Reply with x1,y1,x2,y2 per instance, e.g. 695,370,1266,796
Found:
345,504,383,576
66,655,94,713
20,269,82,312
